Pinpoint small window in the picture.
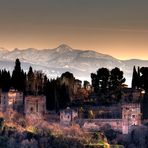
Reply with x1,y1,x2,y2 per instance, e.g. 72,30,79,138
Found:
30,107,34,112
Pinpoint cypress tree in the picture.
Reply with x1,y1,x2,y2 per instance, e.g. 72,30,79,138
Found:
11,58,26,91
132,66,138,89
27,66,35,94
137,66,141,88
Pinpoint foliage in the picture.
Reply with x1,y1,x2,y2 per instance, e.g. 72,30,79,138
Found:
0,136,8,148
118,126,148,148
110,67,125,89
131,66,148,92
84,80,90,88
0,122,89,148
11,58,26,91
132,66,139,89
141,93,148,119
104,129,117,141
0,118,4,130
45,78,70,111
91,67,125,104
139,67,148,92
0,69,11,91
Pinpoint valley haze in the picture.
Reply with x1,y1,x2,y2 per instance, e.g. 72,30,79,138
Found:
0,44,147,87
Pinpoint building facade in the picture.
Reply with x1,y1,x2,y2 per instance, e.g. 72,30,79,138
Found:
25,95,46,116
25,95,46,124
122,103,141,134
60,107,78,125
61,103,141,134
0,89,23,113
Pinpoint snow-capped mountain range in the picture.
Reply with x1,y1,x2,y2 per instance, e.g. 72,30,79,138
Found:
0,44,148,87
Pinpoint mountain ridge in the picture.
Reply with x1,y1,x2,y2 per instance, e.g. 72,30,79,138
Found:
0,44,147,87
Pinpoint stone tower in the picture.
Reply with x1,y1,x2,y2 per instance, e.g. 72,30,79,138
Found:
122,103,141,134
60,107,78,126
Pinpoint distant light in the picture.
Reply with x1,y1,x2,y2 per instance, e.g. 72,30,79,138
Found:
141,90,145,94
8,101,13,105
26,126,35,133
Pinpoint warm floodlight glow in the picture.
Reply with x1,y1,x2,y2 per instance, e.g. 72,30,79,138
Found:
141,90,145,94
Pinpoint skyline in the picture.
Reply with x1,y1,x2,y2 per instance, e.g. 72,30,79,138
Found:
0,0,148,60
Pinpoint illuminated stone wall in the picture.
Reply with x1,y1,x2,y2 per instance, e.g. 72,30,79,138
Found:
0,89,23,113
25,95,46,116
80,119,123,132
122,103,141,134
76,103,141,134
60,107,78,125
25,95,46,124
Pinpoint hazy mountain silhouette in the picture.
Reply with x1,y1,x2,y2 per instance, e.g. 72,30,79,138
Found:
0,44,147,86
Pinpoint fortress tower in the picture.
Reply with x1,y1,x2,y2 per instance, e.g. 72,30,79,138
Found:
122,103,141,134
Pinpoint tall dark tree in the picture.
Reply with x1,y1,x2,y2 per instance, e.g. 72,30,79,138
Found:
140,67,148,92
45,78,70,111
91,67,125,103
61,71,75,101
83,80,90,89
110,67,125,102
97,68,110,90
58,84,70,110
91,68,110,93
27,66,35,94
45,79,57,110
141,93,148,119
26,67,47,95
44,71,74,111
43,75,48,93
0,69,11,91
132,66,138,89
140,67,148,119
35,71,44,95
131,66,141,89
11,58,26,91
110,67,125,89
137,66,141,88
91,73,98,93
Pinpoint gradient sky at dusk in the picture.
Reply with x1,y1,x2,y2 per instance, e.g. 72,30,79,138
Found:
0,0,148,60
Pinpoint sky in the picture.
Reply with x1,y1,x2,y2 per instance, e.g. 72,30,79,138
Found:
0,0,148,60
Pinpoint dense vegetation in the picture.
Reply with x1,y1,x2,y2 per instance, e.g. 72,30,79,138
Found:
0,59,148,111
91,67,126,104
0,120,116,148
1,59,148,147
0,59,71,111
